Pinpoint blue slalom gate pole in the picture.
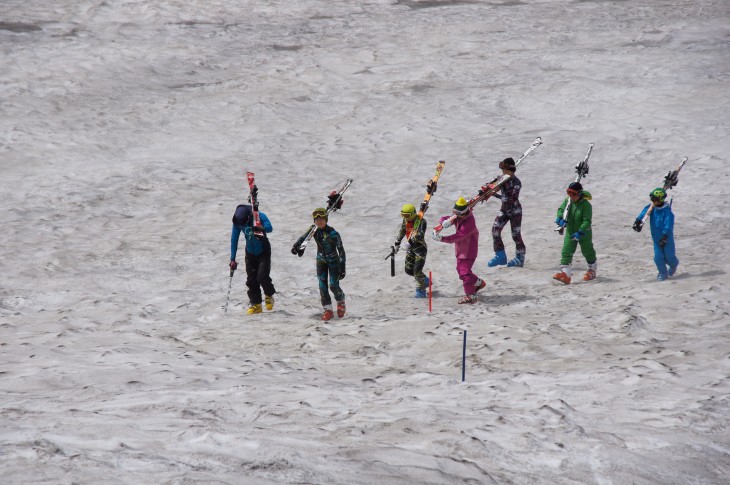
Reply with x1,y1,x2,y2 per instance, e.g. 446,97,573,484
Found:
461,330,466,382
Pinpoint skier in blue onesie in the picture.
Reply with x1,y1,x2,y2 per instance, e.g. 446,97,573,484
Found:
634,188,679,281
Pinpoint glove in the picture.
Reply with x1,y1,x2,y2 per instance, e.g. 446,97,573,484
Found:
555,217,567,228
571,231,584,242
658,235,668,247
632,219,643,232
432,232,443,241
393,243,400,255
339,266,346,280
401,240,411,252
327,191,344,210
229,260,237,276
478,185,490,197
291,244,300,255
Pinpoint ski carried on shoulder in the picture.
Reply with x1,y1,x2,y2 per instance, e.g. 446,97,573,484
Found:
633,157,687,232
292,178,353,256
433,137,542,235
555,143,594,235
246,171,263,236
386,160,444,273
412,160,445,239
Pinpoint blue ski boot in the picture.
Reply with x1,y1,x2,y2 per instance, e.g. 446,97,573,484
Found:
507,253,525,268
487,250,507,267
415,276,429,298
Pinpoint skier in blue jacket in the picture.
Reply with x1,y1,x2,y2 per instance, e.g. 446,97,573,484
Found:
634,188,679,281
230,204,276,314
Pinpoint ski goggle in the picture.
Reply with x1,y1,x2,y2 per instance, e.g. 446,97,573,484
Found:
566,188,581,197
650,195,664,202
312,209,328,220
401,210,416,220
453,207,469,216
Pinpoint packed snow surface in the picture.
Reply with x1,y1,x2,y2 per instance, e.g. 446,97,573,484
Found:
1,0,729,483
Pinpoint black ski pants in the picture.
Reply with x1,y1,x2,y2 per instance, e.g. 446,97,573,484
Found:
245,250,276,305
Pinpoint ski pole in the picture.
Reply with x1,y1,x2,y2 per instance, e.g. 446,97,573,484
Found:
385,246,396,277
461,330,467,382
223,269,234,314
390,246,395,277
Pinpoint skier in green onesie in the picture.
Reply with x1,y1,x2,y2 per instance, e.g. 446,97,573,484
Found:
553,181,597,284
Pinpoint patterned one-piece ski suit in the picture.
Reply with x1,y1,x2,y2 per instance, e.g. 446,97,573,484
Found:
491,176,526,257
394,218,428,290
295,224,346,307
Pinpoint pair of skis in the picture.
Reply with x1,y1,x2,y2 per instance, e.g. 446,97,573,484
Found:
246,171,264,237
386,161,446,275
433,137,543,235
292,178,353,257
633,157,687,232
554,143,594,235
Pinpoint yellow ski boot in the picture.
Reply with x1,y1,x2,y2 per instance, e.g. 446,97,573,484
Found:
246,303,262,315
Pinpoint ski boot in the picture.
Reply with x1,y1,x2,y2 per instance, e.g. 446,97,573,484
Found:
487,250,507,267
322,306,334,321
458,294,477,304
583,262,597,281
668,264,678,277
507,253,525,268
337,300,346,318
474,278,486,294
552,265,572,285
265,295,275,311
247,303,263,315
657,272,668,281
415,276,430,298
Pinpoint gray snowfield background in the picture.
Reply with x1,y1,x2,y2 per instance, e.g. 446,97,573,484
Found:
1,0,729,483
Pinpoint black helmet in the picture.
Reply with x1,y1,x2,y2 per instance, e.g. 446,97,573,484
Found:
568,181,583,192
499,157,516,172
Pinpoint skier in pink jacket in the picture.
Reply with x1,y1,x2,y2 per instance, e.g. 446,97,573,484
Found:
434,197,487,304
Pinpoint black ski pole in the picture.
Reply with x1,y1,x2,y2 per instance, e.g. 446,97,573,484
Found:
390,246,395,277
385,246,396,277
223,268,234,314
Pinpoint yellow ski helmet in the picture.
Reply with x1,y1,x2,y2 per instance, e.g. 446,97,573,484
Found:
401,203,417,220
453,197,469,215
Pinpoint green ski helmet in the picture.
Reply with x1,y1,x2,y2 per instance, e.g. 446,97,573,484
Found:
401,203,417,221
312,207,328,221
650,188,667,202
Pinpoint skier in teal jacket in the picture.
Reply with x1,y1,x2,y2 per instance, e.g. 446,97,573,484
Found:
634,188,679,280
293,208,347,321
